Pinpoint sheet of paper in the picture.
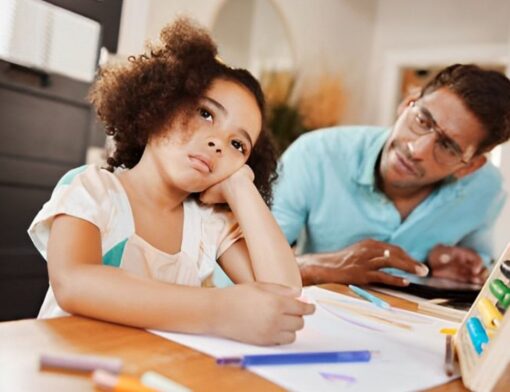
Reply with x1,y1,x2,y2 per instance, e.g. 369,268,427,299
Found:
150,286,460,391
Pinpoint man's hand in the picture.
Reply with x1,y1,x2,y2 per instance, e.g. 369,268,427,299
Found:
427,245,488,285
199,165,254,205
298,239,429,286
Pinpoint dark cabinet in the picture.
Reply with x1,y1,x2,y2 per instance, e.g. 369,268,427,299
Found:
0,0,122,321
0,60,96,320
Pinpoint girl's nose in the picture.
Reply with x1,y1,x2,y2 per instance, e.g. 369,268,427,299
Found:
208,141,222,154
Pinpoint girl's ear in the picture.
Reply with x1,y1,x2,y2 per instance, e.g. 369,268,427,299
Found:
396,94,420,117
452,154,487,179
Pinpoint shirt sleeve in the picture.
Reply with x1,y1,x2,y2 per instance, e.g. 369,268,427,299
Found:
203,207,243,259
271,134,317,245
27,165,113,260
459,187,507,266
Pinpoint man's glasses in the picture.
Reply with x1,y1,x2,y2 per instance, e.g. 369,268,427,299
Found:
406,101,472,166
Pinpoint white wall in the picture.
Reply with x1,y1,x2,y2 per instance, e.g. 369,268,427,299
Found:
249,0,294,74
117,0,377,125
117,0,220,57
211,0,254,69
146,0,220,40
117,0,510,125
117,0,150,56
365,0,510,125
276,0,377,124
495,146,510,256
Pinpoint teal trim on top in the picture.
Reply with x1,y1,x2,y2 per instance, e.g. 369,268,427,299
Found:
212,264,234,288
57,165,88,187
103,239,128,267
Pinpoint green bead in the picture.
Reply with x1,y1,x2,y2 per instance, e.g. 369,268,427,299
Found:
500,293,510,310
489,279,510,302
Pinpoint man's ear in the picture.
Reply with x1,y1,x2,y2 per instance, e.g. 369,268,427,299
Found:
452,154,487,179
397,94,420,116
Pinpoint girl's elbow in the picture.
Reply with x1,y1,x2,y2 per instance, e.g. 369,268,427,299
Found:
49,273,79,313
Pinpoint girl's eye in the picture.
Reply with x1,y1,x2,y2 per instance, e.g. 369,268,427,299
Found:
231,139,246,154
199,108,213,122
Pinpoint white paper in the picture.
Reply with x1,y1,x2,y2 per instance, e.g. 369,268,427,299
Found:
150,287,460,391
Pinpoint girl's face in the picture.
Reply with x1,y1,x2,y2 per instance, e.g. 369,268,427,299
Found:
149,78,262,193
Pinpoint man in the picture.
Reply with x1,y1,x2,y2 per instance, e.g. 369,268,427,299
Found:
272,64,510,287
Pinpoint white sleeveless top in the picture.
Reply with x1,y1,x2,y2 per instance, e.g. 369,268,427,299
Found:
28,165,242,318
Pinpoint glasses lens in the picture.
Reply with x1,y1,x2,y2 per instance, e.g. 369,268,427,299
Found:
407,104,464,166
434,140,462,165
408,106,432,135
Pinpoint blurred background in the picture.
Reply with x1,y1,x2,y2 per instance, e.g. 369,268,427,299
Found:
1,0,510,320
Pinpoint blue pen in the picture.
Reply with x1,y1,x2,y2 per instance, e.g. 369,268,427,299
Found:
466,317,489,355
216,350,372,367
348,285,391,310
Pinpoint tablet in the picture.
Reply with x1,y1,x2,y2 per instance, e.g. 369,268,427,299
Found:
380,275,482,301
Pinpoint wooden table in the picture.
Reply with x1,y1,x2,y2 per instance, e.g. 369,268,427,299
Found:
0,284,468,391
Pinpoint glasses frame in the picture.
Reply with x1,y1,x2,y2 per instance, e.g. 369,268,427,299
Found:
405,101,472,166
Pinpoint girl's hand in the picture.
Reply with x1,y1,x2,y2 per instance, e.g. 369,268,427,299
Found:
210,282,315,345
199,165,254,205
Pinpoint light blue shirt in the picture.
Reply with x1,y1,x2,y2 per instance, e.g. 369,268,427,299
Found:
271,126,506,265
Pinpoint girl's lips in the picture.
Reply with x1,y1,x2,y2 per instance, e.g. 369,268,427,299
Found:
188,155,212,173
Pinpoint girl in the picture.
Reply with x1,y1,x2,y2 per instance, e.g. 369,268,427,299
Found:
28,18,314,346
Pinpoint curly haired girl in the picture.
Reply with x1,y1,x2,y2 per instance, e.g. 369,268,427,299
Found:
28,18,313,345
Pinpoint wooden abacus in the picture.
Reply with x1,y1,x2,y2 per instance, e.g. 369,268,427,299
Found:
455,244,510,391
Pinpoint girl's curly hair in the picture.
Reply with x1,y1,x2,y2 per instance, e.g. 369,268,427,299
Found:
88,18,278,205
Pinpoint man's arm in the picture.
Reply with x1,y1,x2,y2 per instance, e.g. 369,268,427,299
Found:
296,239,429,286
427,182,506,284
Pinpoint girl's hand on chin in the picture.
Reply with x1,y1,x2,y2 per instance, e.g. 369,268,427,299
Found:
199,165,254,205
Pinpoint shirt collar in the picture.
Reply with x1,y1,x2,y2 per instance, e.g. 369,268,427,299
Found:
353,128,467,201
354,128,390,188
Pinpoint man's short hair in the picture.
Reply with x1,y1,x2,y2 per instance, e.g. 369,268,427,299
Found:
420,64,510,153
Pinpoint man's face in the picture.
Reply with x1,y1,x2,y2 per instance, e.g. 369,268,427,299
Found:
379,88,487,190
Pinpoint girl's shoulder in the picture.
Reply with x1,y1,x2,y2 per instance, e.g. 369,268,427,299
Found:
55,164,122,195
28,165,131,260
37,164,129,231
53,164,133,232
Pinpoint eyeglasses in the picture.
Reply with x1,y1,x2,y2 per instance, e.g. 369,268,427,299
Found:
405,101,472,166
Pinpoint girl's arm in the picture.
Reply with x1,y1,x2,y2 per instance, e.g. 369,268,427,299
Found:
48,214,216,332
48,214,312,344
206,166,302,289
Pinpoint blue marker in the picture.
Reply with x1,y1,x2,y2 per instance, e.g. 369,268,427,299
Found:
216,350,373,367
466,317,489,355
348,285,391,310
